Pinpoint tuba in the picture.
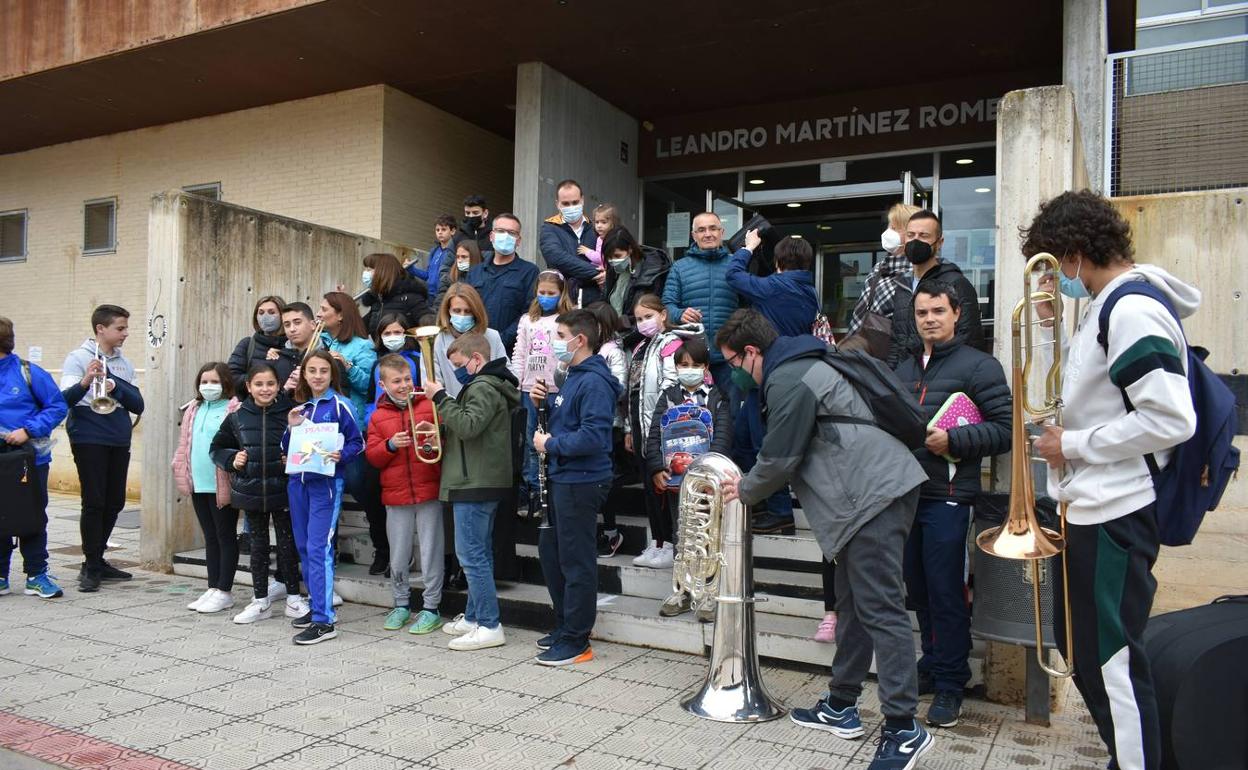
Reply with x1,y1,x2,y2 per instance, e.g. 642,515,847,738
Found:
975,252,1075,678
409,326,443,463
675,453,785,722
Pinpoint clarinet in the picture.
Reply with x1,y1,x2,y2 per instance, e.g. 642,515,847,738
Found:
536,378,552,526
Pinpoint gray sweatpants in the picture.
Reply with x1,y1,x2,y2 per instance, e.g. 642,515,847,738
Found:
386,501,445,611
828,486,920,719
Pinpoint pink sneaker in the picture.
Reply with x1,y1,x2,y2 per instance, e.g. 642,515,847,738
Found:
814,612,837,643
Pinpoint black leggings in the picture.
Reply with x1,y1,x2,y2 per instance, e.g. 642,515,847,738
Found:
638,452,672,546
245,509,301,599
361,462,388,559
191,494,239,591
822,558,838,612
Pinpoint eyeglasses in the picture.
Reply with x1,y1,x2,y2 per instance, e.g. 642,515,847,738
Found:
493,227,520,237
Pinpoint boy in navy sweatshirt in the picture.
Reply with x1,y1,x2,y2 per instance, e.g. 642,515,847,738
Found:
59,305,145,592
531,309,623,666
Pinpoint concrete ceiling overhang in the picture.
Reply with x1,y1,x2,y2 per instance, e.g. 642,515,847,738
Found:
0,0,1135,156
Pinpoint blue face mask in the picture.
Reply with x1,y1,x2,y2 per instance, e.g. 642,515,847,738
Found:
1059,256,1091,299
493,231,517,256
560,204,583,223
453,364,474,386
552,337,579,363
450,314,475,333
537,295,559,313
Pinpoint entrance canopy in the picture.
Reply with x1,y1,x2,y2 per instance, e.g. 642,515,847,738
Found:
0,0,1135,156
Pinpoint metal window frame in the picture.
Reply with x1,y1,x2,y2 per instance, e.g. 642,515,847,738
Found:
182,182,222,200
82,197,118,255
0,208,28,262
1103,33,1248,193
1137,3,1248,28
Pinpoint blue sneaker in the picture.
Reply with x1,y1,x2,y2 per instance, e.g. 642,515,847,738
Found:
0,576,10,596
867,719,933,770
24,573,63,599
535,640,593,666
789,697,865,739
536,631,559,651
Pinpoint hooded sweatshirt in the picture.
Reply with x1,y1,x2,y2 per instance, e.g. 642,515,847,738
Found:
725,249,820,336
1049,264,1199,525
59,340,144,446
545,354,624,484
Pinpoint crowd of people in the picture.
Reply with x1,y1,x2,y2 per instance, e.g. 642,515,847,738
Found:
0,186,1199,770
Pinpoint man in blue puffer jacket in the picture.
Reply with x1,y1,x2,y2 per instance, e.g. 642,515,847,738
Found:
662,211,740,390
0,316,69,599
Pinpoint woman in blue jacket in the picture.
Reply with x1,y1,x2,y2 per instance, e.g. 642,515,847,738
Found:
283,349,364,645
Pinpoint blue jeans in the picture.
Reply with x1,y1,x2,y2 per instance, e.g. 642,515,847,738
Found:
521,393,540,494
0,464,49,579
903,498,973,692
732,390,793,517
541,480,610,650
454,500,500,629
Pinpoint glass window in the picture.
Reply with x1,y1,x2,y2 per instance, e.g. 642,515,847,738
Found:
1,209,27,262
1138,0,1202,20
1138,14,1248,48
83,199,116,254
183,182,222,201
939,147,997,335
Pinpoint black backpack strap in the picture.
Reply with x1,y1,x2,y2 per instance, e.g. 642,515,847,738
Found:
247,335,258,366
19,359,43,411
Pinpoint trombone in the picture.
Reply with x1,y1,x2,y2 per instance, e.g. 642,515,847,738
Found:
975,252,1074,678
408,325,442,464
88,348,119,415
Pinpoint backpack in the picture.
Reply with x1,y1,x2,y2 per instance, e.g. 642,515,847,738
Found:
821,348,927,450
1097,280,1241,546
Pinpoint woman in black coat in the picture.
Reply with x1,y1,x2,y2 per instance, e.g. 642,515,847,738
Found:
601,228,671,330
227,295,297,393
210,363,302,615
360,253,430,336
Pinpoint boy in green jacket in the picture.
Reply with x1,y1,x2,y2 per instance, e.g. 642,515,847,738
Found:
424,332,520,651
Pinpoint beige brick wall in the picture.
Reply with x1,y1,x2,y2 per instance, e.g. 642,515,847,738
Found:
379,86,514,251
0,85,388,495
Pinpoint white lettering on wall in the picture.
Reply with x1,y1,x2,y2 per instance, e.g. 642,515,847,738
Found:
664,98,996,158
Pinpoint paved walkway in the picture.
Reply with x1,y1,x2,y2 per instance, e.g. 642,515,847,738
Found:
0,496,1110,770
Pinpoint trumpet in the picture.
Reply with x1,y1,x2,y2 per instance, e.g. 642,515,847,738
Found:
975,252,1074,679
410,325,442,464
88,348,119,415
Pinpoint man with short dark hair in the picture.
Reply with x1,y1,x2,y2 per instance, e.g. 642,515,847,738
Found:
885,210,984,369
60,304,145,592
715,308,932,770
893,280,1011,727
467,212,539,353
539,179,603,305
455,194,494,260
0,316,69,599
1028,190,1198,770
662,211,741,390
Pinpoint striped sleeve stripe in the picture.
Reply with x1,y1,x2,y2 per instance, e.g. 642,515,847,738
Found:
1108,335,1184,390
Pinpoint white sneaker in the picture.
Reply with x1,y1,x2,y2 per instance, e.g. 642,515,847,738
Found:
332,591,344,607
233,597,272,624
285,595,309,618
441,613,477,636
650,543,675,569
448,623,505,651
632,544,660,568
186,588,214,611
266,580,288,601
197,589,235,614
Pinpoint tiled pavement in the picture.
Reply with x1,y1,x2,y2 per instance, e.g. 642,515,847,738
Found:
0,495,1112,770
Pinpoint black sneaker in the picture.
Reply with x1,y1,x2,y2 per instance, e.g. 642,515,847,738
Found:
917,670,935,696
98,561,133,581
78,566,101,593
368,552,388,576
237,533,251,555
291,611,313,629
293,622,337,645
751,512,796,535
596,531,623,558
448,568,467,591
925,689,963,728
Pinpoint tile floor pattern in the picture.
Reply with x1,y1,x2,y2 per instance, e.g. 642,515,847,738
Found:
0,496,1113,769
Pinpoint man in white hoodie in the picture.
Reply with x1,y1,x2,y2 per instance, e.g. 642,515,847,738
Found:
1026,191,1197,770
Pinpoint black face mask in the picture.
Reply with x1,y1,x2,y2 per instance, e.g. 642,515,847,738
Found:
463,215,483,231
904,239,934,264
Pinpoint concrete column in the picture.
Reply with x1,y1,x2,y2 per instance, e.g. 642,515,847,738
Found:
513,62,639,265
1063,0,1108,192
985,85,1090,713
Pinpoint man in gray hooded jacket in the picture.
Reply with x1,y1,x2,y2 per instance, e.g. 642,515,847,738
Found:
716,308,933,770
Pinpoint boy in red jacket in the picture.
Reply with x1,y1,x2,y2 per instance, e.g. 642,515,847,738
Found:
365,354,445,634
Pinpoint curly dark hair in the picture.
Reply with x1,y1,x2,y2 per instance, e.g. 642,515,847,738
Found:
1020,190,1134,267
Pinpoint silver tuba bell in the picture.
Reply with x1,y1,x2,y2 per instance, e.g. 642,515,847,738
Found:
675,453,785,723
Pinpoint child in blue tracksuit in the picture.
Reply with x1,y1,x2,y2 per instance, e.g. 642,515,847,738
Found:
283,349,363,645
531,309,623,666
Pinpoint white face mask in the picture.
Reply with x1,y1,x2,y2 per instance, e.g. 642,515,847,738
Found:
199,383,223,402
362,269,374,288
457,259,471,271
881,228,902,255
677,368,706,388
381,335,405,352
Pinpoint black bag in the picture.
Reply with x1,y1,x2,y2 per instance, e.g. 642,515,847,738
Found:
821,348,927,449
727,214,780,277
1143,595,1248,769
508,404,528,481
0,444,43,538
837,311,893,361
